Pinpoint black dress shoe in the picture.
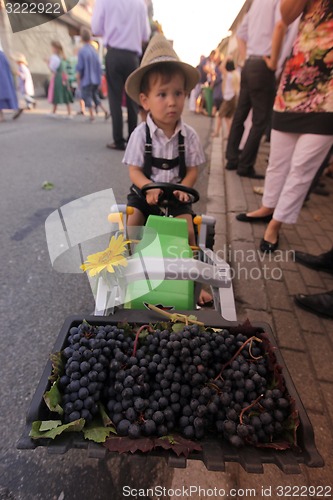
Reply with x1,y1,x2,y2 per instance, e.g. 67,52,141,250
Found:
12,108,23,120
238,170,265,179
236,213,273,223
294,290,333,318
106,142,126,151
225,161,238,171
260,237,279,253
294,250,333,274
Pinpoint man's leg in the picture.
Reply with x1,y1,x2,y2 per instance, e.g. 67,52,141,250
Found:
225,63,252,168
121,52,139,139
105,49,125,147
237,60,275,177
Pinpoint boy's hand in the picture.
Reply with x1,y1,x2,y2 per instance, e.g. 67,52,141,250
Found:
174,190,190,202
146,188,162,205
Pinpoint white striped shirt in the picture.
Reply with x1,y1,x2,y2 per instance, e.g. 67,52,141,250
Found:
122,114,206,184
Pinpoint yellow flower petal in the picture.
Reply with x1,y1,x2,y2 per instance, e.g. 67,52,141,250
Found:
80,234,131,276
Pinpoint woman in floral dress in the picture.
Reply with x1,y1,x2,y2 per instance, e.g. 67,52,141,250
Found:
236,0,333,252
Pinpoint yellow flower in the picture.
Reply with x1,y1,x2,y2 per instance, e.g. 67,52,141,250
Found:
80,234,130,277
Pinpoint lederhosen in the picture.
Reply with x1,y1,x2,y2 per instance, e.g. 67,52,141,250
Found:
127,124,193,218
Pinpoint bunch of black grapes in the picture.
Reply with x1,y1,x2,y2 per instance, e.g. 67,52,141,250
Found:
59,322,291,447
59,322,111,424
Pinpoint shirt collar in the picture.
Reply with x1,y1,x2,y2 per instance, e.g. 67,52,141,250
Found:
146,113,187,139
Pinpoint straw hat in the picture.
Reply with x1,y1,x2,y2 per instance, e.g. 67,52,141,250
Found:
14,53,28,65
125,34,200,104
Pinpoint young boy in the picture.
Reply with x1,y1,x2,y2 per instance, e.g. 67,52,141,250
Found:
123,34,205,246
76,27,109,122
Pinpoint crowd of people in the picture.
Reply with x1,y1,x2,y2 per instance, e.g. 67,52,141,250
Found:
1,0,332,316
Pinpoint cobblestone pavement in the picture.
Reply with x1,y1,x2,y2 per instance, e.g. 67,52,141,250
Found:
201,130,333,497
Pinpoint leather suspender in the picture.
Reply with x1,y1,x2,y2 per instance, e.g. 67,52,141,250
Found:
143,123,187,180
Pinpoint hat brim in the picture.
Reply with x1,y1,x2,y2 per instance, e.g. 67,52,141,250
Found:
125,60,200,104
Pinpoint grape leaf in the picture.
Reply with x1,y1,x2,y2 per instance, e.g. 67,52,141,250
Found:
30,418,85,439
104,434,202,458
42,181,54,190
39,420,62,432
99,403,114,427
256,441,291,451
155,435,202,458
83,424,116,443
172,323,184,333
117,322,135,337
49,352,64,383
43,380,63,415
104,436,155,454
138,328,150,340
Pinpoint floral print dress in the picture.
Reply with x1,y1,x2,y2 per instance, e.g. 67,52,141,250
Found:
273,0,333,134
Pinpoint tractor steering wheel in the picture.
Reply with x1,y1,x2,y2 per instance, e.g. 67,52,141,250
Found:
141,182,200,207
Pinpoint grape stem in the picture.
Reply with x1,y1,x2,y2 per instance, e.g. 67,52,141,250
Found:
132,324,153,357
214,336,263,381
239,394,264,424
145,303,204,326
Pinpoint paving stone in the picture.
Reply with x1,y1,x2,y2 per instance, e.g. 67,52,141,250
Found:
283,269,308,295
303,412,333,488
272,309,304,350
321,318,333,346
304,221,327,237
317,235,333,252
232,274,268,311
283,228,304,246
297,264,326,289
207,177,225,197
170,460,237,500
238,308,273,327
225,174,247,212
322,276,333,288
227,213,254,243
280,349,324,413
294,304,326,334
320,382,333,425
237,464,309,499
303,332,333,382
206,195,226,214
266,280,293,311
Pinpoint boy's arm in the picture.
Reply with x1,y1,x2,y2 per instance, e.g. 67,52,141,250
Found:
129,165,162,205
175,167,198,202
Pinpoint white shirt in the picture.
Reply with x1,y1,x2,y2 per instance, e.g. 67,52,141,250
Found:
91,0,151,55
237,0,281,57
123,114,206,184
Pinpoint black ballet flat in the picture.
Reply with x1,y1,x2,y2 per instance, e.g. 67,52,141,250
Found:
260,237,279,253
236,213,273,223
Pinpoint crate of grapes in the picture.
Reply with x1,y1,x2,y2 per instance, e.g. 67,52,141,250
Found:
17,308,324,474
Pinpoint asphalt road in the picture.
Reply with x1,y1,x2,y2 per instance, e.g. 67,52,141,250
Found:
0,100,212,500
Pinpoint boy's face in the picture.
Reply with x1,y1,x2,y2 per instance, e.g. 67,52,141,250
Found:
140,72,186,131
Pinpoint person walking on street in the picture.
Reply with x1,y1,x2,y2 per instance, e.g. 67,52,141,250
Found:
47,41,73,117
225,0,282,179
76,27,110,122
91,0,151,151
14,54,36,110
0,46,23,122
